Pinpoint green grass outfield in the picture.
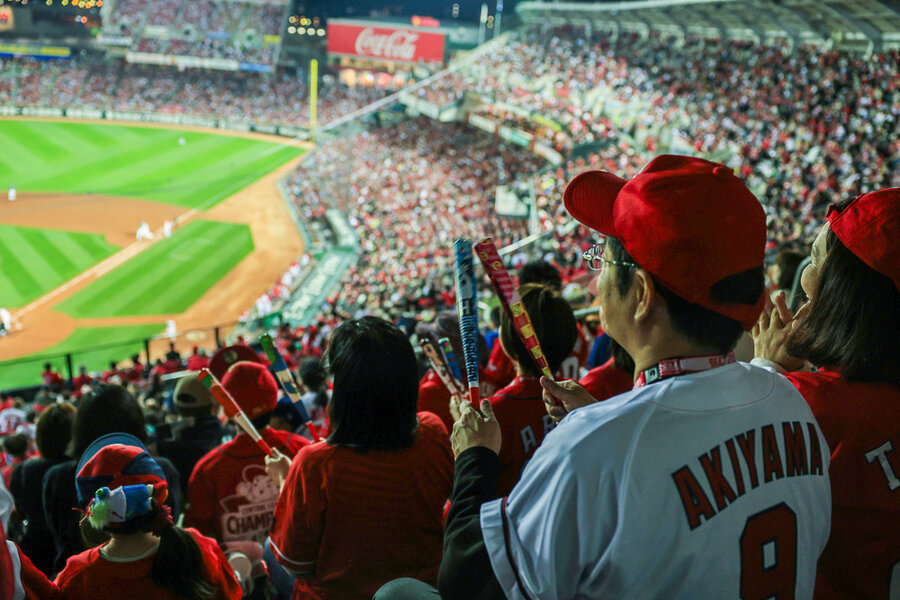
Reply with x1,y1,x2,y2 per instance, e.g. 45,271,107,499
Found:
0,224,119,307
0,120,304,208
0,323,164,390
56,219,254,318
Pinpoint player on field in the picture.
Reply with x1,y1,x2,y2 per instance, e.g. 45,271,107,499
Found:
379,155,832,600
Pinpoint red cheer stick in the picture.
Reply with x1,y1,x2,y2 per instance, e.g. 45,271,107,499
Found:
474,237,554,380
199,368,276,457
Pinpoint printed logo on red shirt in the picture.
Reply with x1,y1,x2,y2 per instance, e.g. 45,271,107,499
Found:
219,464,280,543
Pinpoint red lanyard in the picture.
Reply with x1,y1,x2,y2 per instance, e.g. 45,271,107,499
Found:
634,352,736,389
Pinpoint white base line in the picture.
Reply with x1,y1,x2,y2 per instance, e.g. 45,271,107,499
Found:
11,212,198,321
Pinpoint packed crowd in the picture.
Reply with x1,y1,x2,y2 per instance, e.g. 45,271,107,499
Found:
420,26,900,251
282,118,548,321
1,22,899,600
0,57,395,127
2,157,898,600
106,0,285,63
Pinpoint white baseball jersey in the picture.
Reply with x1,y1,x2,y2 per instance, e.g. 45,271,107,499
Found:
480,362,831,600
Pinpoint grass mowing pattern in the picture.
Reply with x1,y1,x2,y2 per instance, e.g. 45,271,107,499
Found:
56,220,253,318
0,121,303,208
0,323,164,390
0,224,119,308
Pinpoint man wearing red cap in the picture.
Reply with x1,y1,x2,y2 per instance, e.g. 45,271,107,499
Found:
421,156,832,600
185,362,309,544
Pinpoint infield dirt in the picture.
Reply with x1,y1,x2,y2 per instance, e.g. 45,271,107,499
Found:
0,123,312,361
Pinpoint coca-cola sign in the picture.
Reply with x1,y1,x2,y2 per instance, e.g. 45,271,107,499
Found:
327,21,445,64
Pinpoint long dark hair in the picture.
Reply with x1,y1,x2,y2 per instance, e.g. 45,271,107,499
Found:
787,211,900,381
325,316,419,452
499,283,577,377
151,525,217,599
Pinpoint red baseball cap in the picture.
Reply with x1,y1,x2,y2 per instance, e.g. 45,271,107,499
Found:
827,187,900,292
222,361,279,420
210,344,262,379
564,155,766,330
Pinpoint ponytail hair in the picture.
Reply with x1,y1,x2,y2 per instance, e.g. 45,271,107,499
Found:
152,524,217,600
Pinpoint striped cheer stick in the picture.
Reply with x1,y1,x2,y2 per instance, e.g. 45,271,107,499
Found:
454,239,481,405
474,237,554,379
420,338,465,396
198,368,276,457
259,334,323,442
437,337,465,392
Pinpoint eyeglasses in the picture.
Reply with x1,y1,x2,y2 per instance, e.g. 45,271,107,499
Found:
582,242,639,272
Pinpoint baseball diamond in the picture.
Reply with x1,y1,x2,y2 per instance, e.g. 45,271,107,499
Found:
0,119,309,389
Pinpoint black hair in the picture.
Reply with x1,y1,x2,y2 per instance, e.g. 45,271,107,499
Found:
299,358,328,410
81,507,215,599
72,384,146,457
2,433,27,458
518,260,563,291
787,210,900,381
325,316,418,452
152,526,217,599
499,283,578,377
607,238,763,354
35,401,76,462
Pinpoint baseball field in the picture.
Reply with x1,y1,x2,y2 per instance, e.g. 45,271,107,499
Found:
0,119,310,390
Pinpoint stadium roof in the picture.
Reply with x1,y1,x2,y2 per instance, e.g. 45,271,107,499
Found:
516,0,900,51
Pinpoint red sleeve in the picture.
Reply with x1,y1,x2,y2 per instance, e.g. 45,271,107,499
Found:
184,455,219,540
16,543,62,600
188,529,242,600
267,445,326,576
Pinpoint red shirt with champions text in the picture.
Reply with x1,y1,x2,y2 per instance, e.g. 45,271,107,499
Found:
268,412,453,600
185,428,309,544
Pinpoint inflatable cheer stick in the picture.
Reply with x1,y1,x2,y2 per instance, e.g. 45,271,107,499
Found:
474,237,554,379
454,239,481,405
199,368,275,457
259,334,323,442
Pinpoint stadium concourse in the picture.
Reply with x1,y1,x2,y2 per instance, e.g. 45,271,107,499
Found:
1,0,900,598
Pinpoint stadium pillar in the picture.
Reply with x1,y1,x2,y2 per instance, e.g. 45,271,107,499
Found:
65,353,74,387
215,326,222,347
144,338,151,365
479,4,487,45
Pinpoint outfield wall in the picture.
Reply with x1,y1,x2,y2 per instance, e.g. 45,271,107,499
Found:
0,105,307,139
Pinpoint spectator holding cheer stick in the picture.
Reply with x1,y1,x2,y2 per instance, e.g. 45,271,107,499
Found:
752,188,900,600
185,365,308,545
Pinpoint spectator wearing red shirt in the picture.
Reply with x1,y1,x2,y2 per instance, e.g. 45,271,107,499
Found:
185,362,309,544
269,317,453,600
0,434,27,489
56,432,240,600
579,338,634,402
186,347,211,372
71,365,93,398
100,362,121,385
753,188,900,600
41,362,64,391
485,283,577,496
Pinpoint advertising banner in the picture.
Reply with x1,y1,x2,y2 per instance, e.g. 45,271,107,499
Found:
0,42,70,58
327,21,445,64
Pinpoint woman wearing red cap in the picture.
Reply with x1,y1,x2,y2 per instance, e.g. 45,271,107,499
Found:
753,188,900,600
55,433,241,600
